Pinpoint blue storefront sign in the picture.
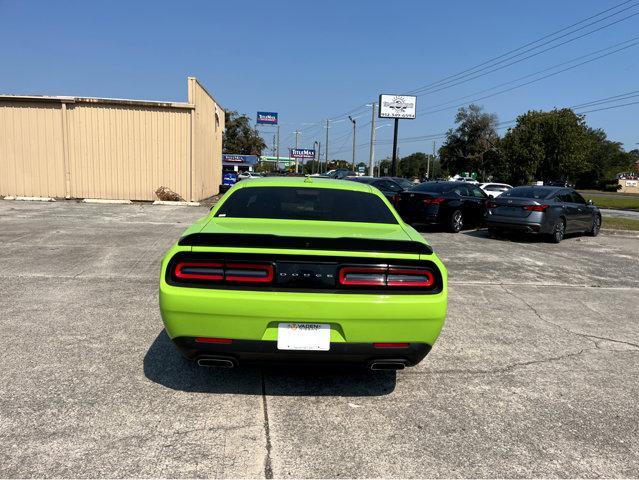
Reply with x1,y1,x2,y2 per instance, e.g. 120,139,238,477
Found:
291,148,316,159
222,154,259,165
256,112,278,125
223,172,238,186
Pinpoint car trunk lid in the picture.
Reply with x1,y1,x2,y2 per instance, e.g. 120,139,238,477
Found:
180,217,432,257
491,197,545,218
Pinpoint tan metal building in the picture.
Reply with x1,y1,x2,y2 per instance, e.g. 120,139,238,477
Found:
0,77,224,201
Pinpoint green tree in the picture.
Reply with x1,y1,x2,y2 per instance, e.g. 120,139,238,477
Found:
223,111,267,155
326,160,351,171
439,104,499,180
500,109,594,185
398,152,429,179
576,128,636,188
302,160,323,175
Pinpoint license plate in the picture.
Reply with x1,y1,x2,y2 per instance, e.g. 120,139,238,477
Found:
277,323,330,351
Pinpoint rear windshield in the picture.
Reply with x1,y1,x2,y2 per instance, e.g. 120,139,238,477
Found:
410,182,454,194
502,187,554,199
215,187,397,224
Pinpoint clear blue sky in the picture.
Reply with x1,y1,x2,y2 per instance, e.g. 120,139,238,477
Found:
1,0,638,161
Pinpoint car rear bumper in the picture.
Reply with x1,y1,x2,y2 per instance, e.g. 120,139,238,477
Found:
486,218,549,234
173,337,431,367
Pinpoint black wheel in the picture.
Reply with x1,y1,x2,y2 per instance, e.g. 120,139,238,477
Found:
588,214,601,237
549,219,565,243
448,210,463,233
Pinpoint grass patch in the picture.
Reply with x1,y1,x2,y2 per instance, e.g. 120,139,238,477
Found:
582,194,639,210
602,216,639,231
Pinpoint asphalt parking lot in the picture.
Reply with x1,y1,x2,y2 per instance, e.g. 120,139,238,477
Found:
1,200,638,478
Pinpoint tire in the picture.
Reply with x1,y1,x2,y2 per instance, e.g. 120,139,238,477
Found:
549,218,565,243
448,210,463,233
487,227,500,238
588,214,601,237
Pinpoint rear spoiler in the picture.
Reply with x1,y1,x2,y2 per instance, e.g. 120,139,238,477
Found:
179,233,433,255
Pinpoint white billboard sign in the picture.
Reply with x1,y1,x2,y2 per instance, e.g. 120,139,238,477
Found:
379,94,417,119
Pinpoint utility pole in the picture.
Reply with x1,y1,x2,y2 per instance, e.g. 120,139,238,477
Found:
294,130,300,173
428,140,436,180
276,125,280,161
368,102,376,176
325,119,330,173
313,141,320,174
348,116,356,170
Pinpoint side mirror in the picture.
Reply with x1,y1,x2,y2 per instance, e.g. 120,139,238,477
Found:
588,199,593,205
488,194,494,199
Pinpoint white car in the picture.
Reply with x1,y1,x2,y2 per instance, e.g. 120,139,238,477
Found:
451,175,479,184
237,172,262,180
479,182,513,197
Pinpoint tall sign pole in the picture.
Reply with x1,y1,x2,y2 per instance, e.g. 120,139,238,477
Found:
391,118,399,176
378,94,417,178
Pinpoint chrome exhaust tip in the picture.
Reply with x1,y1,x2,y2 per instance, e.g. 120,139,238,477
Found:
197,357,236,368
370,360,407,371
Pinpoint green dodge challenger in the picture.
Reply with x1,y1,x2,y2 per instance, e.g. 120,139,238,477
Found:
159,177,447,370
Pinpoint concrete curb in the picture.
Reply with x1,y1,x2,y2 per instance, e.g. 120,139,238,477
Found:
5,196,56,202
82,199,132,204
152,200,201,206
601,228,639,236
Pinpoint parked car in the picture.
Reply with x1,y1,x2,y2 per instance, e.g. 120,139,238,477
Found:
237,171,262,181
451,176,479,184
391,177,417,189
159,177,447,369
394,181,489,233
346,176,407,201
322,168,356,179
479,182,513,197
486,186,601,243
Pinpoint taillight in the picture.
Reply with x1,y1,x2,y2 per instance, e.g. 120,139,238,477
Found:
174,262,223,281
487,201,497,209
173,261,273,284
386,268,434,287
338,266,436,289
423,197,445,205
339,266,386,286
392,194,400,205
374,342,410,348
195,337,233,344
523,204,550,212
225,263,274,283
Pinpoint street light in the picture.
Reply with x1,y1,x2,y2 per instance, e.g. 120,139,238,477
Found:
369,124,391,177
348,115,356,170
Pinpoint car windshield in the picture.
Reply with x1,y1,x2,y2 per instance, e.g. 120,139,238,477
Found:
393,178,414,189
409,182,454,194
215,187,398,224
502,187,554,199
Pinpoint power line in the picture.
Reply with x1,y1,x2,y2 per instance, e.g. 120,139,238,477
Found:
418,36,639,115
410,10,639,99
279,1,639,151
406,0,637,94
369,90,639,148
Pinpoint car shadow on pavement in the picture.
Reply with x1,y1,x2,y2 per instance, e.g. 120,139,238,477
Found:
143,330,397,396
468,228,584,243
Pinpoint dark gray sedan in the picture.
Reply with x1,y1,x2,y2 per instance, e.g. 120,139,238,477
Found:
486,186,601,243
